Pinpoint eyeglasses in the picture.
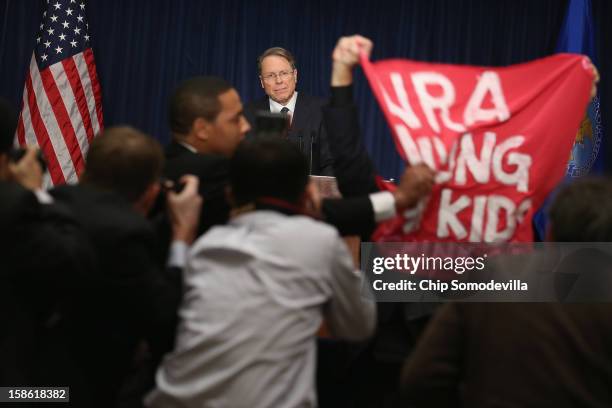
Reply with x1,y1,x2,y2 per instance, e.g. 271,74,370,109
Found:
261,70,295,83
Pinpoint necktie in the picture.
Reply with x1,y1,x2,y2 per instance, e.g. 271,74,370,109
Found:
280,107,292,126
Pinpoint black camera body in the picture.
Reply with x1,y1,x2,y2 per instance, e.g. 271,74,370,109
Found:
8,147,47,173
255,111,290,138
159,177,186,194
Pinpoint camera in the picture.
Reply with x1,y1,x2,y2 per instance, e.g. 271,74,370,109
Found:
255,111,290,138
8,147,47,173
159,177,186,194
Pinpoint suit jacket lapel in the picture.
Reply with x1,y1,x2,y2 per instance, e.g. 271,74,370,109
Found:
165,141,194,159
290,93,307,132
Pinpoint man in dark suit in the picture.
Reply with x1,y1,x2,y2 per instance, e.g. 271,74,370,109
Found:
49,126,202,408
0,97,94,388
244,47,334,176
164,76,250,236
165,75,434,240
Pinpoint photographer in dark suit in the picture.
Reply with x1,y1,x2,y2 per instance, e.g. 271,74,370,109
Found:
0,97,94,388
50,126,202,408
244,47,334,176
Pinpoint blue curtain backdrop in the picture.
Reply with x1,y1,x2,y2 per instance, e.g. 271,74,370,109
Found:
1,0,610,180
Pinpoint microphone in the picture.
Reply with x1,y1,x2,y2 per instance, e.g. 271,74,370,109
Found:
309,130,316,175
298,130,304,154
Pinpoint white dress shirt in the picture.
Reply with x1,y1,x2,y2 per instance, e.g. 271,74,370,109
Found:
269,91,298,116
146,210,376,408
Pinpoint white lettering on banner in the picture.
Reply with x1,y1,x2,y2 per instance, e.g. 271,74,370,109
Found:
438,190,533,242
469,196,487,242
484,195,517,242
435,140,457,184
455,132,496,185
382,74,422,129
411,72,466,133
463,71,510,126
384,70,510,132
437,189,470,239
394,130,534,242
394,130,532,192
379,69,533,242
395,125,423,164
417,137,435,168
492,136,532,193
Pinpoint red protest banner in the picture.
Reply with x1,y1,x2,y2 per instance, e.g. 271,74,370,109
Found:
361,54,594,242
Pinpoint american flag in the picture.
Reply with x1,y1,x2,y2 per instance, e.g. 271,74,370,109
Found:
16,0,103,186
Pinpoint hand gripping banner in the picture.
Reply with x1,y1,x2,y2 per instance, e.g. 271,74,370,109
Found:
361,54,594,243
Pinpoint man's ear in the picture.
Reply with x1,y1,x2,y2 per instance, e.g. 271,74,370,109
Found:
133,182,161,215
260,76,265,89
192,117,211,142
294,68,298,85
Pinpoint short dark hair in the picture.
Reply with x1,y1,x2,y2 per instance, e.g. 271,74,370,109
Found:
169,76,233,135
82,126,164,203
549,178,612,242
0,97,17,154
257,47,296,75
230,136,308,207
